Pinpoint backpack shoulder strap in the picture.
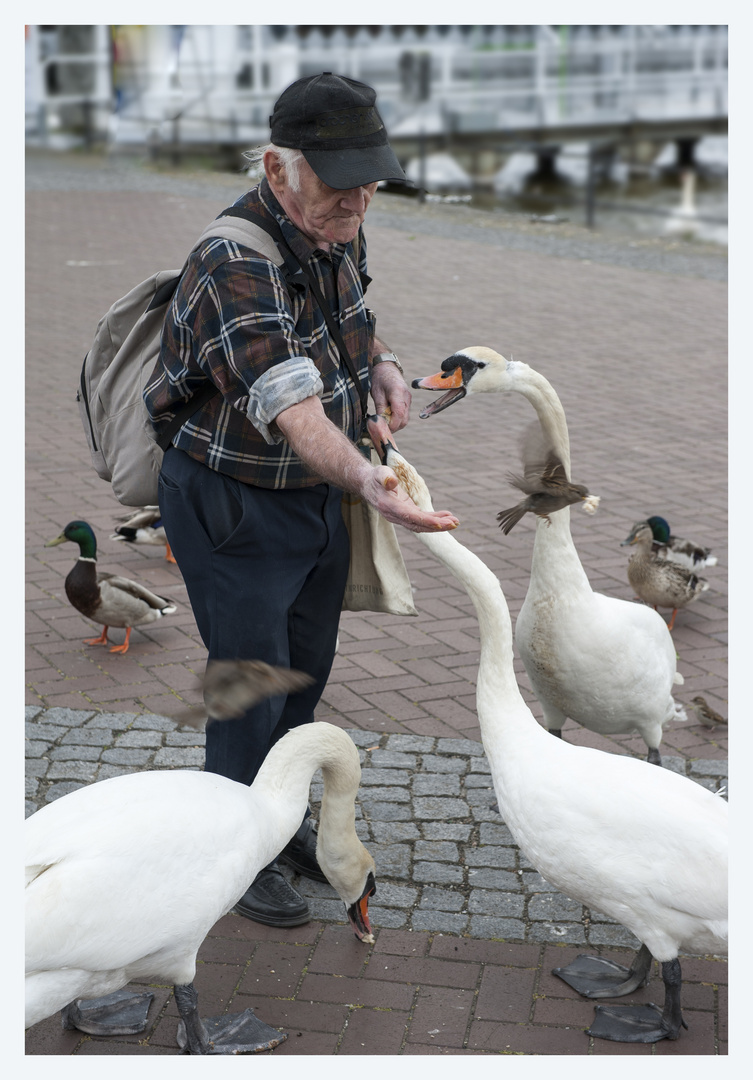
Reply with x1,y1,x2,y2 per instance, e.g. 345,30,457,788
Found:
192,214,285,266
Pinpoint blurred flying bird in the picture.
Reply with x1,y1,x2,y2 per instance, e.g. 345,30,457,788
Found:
174,660,315,729
497,425,591,535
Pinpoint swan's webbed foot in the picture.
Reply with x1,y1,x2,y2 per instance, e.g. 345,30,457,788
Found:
61,989,154,1035
586,958,687,1043
646,747,662,766
553,943,653,999
174,982,287,1055
549,729,563,739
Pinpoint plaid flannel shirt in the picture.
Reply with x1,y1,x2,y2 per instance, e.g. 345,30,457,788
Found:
144,179,375,489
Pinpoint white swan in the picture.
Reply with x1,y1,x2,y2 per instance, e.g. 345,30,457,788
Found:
413,348,686,764
378,434,727,1044
26,721,376,1054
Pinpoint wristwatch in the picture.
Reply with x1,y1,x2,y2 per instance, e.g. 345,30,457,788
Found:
371,351,404,374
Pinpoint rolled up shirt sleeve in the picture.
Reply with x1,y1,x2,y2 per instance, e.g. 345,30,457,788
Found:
246,357,324,444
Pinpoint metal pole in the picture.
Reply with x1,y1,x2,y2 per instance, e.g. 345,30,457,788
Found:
585,144,596,228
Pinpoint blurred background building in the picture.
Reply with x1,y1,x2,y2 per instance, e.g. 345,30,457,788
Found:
25,24,728,240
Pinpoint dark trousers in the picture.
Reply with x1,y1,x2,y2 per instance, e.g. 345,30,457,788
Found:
158,446,350,787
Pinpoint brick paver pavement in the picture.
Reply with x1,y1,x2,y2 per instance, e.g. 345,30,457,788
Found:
25,150,727,1056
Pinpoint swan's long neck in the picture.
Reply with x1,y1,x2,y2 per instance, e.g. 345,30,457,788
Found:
418,530,527,722
249,724,361,866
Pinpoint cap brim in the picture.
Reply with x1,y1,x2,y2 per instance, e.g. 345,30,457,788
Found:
302,144,407,190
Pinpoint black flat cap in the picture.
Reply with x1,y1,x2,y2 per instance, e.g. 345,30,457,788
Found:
269,72,406,190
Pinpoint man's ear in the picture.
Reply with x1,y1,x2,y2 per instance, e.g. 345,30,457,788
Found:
263,150,284,193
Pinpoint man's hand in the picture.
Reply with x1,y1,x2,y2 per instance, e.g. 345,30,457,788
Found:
275,397,458,534
370,360,411,432
360,466,459,533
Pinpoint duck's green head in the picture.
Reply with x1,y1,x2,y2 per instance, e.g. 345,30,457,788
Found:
646,516,671,544
45,520,97,558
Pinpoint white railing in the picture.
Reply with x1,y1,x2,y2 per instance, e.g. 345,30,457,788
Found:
25,24,728,150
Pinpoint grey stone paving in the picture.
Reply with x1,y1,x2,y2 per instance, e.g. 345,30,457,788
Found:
26,706,727,946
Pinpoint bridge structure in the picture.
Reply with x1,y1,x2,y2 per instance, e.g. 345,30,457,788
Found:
25,24,728,176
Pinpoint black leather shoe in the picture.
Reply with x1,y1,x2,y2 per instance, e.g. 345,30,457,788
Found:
234,865,310,926
279,817,328,882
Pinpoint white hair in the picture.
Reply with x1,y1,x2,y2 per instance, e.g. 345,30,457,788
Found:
243,143,305,192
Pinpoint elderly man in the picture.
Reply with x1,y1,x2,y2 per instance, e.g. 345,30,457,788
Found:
145,72,458,927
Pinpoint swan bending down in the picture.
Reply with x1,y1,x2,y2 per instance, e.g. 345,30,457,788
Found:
413,348,686,765
375,432,727,1044
26,721,376,1054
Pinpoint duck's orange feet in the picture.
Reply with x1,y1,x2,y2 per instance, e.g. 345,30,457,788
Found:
109,627,133,654
165,542,177,564
83,627,109,646
666,609,678,632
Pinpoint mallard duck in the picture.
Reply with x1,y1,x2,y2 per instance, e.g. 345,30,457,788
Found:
111,506,176,563
45,520,177,654
26,719,376,1053
622,522,710,631
645,515,718,571
412,349,686,765
381,437,727,1045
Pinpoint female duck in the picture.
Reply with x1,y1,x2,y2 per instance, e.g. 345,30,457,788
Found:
111,506,177,563
380,436,726,1045
26,719,376,1053
412,348,686,765
622,521,710,631
45,520,176,654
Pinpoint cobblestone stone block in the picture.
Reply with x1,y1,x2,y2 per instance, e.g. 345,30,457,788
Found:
479,822,516,844
152,747,205,767
371,821,421,843
412,774,461,796
87,712,135,729
528,923,586,945
422,756,467,774
49,746,102,761
413,862,464,885
587,924,642,948
385,734,435,752
419,887,465,912
47,761,98,781
465,847,516,869
42,707,95,727
360,802,411,821
529,894,584,921
61,728,114,746
114,731,165,748
468,890,525,917
414,840,459,862
413,797,470,820
101,748,153,766
369,750,417,768
370,844,412,879
131,714,181,731
359,767,412,786
438,739,485,757
422,823,472,841
466,868,520,890
469,915,526,940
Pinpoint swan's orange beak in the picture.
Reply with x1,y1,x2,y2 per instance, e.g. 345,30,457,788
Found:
347,872,376,944
412,368,463,391
412,367,466,418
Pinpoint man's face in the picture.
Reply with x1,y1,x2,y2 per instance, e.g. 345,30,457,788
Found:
268,153,378,250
